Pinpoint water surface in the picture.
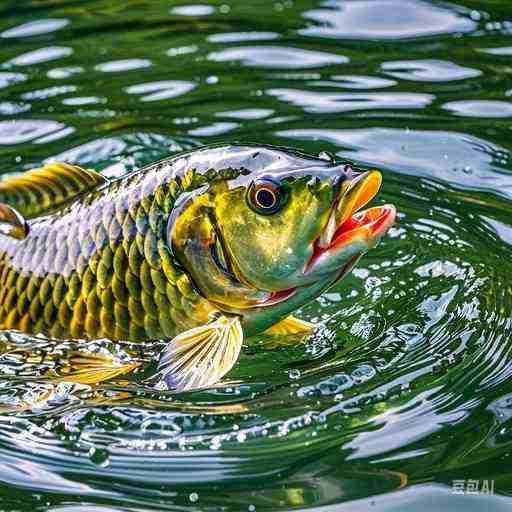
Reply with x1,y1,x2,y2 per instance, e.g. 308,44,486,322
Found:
1,0,512,510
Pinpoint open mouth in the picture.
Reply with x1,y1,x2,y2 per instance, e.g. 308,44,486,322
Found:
255,170,396,308
305,170,395,273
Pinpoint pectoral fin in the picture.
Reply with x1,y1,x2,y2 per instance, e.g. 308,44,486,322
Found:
157,316,243,391
264,316,315,335
0,203,28,239
58,351,140,385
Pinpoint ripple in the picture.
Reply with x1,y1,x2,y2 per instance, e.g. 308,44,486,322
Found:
208,46,348,69
0,102,30,115
381,59,482,82
283,129,512,201
443,100,512,118
62,96,106,106
278,128,512,197
216,108,273,119
125,80,196,101
482,217,512,245
480,46,512,56
0,120,68,145
166,45,198,57
188,122,239,136
21,85,77,100
7,46,73,66
95,59,152,73
170,4,215,16
326,75,397,89
267,89,434,113
0,72,26,89
1,19,69,38
300,0,477,40
49,137,128,164
47,66,84,79
208,32,280,43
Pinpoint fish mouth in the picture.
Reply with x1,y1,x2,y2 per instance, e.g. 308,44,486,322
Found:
305,169,395,273
254,170,396,308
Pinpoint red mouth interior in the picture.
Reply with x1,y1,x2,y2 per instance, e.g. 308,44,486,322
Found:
310,204,395,264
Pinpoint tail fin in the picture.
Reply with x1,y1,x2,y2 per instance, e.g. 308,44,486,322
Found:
0,162,107,219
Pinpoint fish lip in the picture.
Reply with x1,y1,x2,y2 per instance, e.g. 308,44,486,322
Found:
318,170,382,250
305,203,396,275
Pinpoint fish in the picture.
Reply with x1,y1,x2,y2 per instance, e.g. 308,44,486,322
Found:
0,144,395,391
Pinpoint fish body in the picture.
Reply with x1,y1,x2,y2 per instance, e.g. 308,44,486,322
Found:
0,145,396,390
0,156,214,341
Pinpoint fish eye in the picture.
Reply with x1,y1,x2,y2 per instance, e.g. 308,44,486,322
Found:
247,178,287,215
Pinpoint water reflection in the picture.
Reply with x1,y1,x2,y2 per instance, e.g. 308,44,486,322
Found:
278,128,512,197
95,59,152,73
208,32,280,43
443,100,512,117
208,46,348,68
381,59,481,82
125,80,196,101
0,72,26,89
7,46,73,66
47,66,84,79
170,4,216,16
268,89,434,113
317,75,397,89
0,120,69,145
300,0,478,40
1,19,69,39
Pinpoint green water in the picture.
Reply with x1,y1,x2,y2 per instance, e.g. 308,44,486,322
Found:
1,0,512,510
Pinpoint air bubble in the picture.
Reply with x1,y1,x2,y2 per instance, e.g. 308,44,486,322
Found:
88,447,110,467
288,369,301,380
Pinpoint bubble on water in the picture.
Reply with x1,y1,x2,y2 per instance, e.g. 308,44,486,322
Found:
88,447,110,467
288,369,301,380
248,505,256,512
351,364,377,383
189,492,199,502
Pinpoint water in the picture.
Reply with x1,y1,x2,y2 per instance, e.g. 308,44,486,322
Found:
0,0,512,510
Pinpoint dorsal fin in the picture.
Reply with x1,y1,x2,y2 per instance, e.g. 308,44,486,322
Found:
0,203,28,240
0,162,108,218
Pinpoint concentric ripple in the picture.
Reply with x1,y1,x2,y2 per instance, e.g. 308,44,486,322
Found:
0,0,512,510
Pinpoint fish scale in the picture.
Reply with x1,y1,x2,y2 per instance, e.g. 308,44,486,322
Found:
0,160,217,342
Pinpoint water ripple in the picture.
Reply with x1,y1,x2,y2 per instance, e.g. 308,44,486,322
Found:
300,0,477,40
443,100,512,118
381,59,482,82
277,127,512,197
208,46,348,68
95,59,152,73
0,120,69,145
125,80,196,101
7,46,73,66
267,89,434,113
1,19,69,39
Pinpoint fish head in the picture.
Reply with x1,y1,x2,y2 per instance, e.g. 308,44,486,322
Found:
169,147,395,330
